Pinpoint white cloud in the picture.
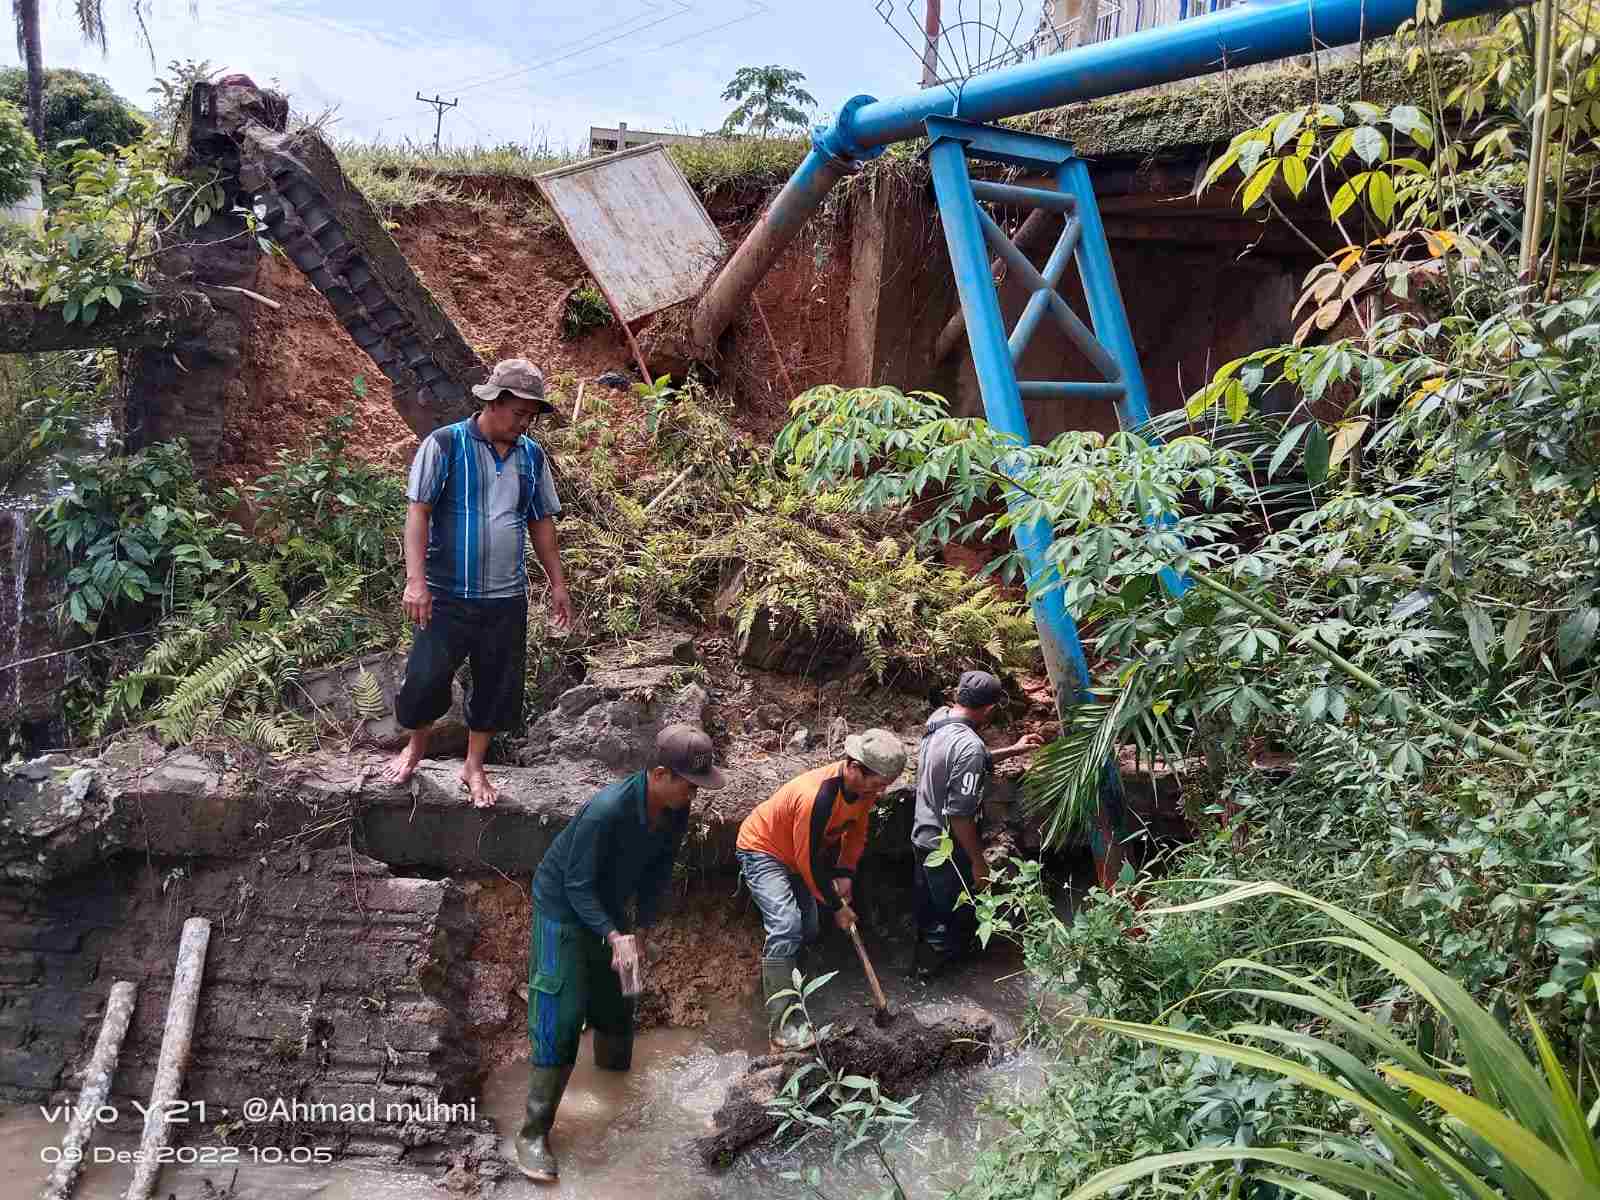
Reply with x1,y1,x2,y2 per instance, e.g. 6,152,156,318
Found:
9,0,951,150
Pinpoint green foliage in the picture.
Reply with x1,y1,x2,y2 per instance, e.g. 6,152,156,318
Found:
560,282,613,340
0,349,109,495
248,380,405,585
8,132,239,325
0,68,145,167
765,969,918,1200
1064,884,1600,1200
38,440,240,635
0,98,40,207
1202,100,1436,231
543,378,1035,681
48,405,404,744
718,65,816,139
145,59,216,147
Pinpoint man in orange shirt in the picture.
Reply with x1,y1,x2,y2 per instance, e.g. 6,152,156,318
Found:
735,728,907,1050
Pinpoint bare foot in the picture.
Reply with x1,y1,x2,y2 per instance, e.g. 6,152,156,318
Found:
384,741,426,785
462,765,498,808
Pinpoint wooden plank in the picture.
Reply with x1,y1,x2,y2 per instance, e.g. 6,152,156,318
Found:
536,143,726,323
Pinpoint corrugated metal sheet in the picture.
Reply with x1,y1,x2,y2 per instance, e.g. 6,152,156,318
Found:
535,143,726,324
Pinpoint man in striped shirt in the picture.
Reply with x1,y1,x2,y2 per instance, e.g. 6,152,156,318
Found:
384,359,573,806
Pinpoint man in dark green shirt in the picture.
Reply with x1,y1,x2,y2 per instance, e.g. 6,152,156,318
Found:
513,724,725,1182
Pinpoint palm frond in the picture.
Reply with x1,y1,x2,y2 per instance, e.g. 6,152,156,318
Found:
1023,687,1131,851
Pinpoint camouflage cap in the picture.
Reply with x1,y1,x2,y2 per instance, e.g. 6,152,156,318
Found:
471,358,553,412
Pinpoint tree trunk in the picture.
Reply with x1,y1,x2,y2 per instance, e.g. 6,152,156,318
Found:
16,0,46,146
124,919,211,1200
40,981,139,1200
0,291,216,353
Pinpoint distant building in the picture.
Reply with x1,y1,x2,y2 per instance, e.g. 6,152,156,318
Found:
955,0,1353,76
587,123,717,156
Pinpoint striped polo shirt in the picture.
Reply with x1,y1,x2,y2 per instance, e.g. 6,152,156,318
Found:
405,416,561,600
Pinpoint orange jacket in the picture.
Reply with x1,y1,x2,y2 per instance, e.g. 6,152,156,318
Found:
736,761,870,909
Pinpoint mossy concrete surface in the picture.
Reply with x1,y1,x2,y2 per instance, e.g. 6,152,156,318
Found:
1021,51,1468,161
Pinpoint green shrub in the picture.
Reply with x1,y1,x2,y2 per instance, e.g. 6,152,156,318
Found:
560,282,613,340
0,98,40,207
38,440,241,635
0,350,109,496
0,68,145,181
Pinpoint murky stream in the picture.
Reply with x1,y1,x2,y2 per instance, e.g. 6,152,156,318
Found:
2,934,1059,1199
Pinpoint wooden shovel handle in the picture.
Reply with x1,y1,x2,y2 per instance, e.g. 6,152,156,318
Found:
847,923,890,1013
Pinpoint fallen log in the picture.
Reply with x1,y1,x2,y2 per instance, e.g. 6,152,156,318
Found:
125,917,211,1200
0,291,215,354
693,1004,998,1167
39,980,138,1200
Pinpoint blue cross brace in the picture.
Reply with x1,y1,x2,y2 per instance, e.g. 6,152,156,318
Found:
923,116,1187,877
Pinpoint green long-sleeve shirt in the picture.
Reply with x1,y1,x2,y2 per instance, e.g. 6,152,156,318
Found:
531,771,686,940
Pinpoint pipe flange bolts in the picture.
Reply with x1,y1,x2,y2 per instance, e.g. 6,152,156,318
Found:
812,94,884,167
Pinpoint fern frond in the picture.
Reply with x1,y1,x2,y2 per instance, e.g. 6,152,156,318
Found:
350,667,387,720
158,641,274,724
244,560,291,618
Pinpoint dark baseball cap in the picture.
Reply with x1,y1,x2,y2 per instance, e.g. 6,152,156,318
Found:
656,723,726,789
956,670,1005,707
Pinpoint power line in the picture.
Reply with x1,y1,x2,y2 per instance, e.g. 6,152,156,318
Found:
364,0,696,122
545,0,771,84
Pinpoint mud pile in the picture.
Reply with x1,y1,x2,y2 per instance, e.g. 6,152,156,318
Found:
693,1005,999,1166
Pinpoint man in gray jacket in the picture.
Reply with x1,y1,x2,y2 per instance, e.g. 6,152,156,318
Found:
911,670,1041,978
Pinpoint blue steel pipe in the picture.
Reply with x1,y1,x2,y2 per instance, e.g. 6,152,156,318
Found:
692,0,1517,350
841,0,1504,148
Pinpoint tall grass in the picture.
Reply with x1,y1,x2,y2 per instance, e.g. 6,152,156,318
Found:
331,133,814,217
1066,884,1600,1200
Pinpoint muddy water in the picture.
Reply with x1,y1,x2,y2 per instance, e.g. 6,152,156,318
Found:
1,938,1056,1199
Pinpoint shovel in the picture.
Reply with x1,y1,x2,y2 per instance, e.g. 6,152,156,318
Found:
846,922,898,1027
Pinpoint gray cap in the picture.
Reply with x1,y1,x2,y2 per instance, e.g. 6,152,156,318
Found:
471,358,553,413
656,723,726,789
843,728,906,781
956,670,1004,707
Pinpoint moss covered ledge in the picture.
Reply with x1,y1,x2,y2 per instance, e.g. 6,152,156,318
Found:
1017,49,1470,162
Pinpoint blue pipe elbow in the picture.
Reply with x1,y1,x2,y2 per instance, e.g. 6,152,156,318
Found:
812,94,887,164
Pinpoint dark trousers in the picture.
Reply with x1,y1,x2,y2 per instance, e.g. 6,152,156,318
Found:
394,592,527,732
914,842,979,960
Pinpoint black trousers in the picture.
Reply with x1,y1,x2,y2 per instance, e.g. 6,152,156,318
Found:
914,842,979,960
394,593,527,732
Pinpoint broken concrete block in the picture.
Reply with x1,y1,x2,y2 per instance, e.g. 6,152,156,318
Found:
295,649,468,755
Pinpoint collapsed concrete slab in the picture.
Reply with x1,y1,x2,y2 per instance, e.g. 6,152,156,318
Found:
693,1005,998,1166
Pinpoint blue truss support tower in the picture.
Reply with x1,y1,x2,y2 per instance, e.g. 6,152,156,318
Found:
925,117,1156,878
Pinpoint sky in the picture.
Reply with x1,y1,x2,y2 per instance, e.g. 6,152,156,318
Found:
0,0,1027,151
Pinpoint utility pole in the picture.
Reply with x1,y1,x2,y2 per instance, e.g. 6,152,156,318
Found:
415,92,458,153
920,0,942,87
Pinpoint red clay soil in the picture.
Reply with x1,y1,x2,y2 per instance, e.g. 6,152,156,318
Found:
219,179,853,484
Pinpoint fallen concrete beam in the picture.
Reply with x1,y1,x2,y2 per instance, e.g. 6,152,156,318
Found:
0,291,216,354
693,1005,998,1166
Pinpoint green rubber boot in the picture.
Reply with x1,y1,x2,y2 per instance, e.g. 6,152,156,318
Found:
512,1063,573,1183
761,957,814,1053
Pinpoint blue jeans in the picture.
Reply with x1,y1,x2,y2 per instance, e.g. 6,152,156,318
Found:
737,850,820,961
